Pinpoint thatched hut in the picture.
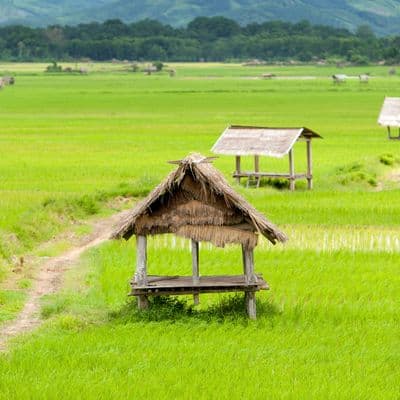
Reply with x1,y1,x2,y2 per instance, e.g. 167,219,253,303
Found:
112,153,286,319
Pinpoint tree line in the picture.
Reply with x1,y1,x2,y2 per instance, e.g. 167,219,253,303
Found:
0,17,399,63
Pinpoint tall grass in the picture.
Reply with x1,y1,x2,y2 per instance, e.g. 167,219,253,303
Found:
0,242,398,399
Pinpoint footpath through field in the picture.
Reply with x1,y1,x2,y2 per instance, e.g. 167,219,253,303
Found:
0,210,129,351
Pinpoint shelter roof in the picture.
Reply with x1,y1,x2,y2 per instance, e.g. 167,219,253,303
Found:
378,97,400,127
112,153,287,246
211,125,322,158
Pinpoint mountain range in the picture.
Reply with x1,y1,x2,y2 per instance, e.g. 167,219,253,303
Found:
1,0,399,35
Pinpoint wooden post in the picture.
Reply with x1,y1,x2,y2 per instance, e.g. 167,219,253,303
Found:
254,155,260,187
242,245,257,319
235,155,241,184
245,292,256,320
288,148,295,191
136,235,149,310
306,139,313,190
387,126,391,139
192,239,200,305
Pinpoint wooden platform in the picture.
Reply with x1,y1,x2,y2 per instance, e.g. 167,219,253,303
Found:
233,171,310,189
233,172,307,179
130,274,269,296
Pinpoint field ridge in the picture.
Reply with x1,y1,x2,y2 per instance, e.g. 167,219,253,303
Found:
0,209,129,351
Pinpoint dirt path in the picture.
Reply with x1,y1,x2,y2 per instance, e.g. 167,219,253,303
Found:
0,210,129,351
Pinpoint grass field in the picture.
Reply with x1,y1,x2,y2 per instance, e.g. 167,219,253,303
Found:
0,63,399,399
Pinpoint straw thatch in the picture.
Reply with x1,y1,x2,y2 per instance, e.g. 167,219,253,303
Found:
212,125,322,158
112,153,287,248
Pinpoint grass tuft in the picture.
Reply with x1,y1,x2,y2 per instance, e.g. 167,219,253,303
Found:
379,153,399,166
335,161,377,187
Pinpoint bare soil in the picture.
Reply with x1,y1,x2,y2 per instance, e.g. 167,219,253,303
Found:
0,210,129,351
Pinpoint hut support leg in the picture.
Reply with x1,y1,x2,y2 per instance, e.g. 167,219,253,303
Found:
306,139,313,190
242,245,257,319
136,235,149,310
289,148,295,191
235,156,241,184
192,239,200,305
254,155,260,188
245,292,256,320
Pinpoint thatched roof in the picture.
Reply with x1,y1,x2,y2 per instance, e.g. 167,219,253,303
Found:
112,153,287,248
212,125,322,158
378,97,400,127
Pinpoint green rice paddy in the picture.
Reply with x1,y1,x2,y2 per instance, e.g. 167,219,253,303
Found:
0,63,399,399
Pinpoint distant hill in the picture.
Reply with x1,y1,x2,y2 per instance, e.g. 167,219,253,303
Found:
1,0,400,35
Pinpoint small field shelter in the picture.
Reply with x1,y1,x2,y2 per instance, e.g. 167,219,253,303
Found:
378,97,400,139
211,125,322,190
112,153,287,319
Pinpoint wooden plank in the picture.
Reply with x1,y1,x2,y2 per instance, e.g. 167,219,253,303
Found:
288,148,295,191
132,274,268,289
233,172,307,179
192,239,199,305
306,139,313,190
136,235,149,310
131,286,264,297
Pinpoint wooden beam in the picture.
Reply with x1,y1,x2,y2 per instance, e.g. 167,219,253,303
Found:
136,235,149,310
242,245,257,319
235,155,241,184
288,148,295,191
192,239,200,305
306,139,313,190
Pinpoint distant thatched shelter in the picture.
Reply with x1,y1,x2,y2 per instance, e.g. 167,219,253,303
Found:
212,125,322,191
112,153,286,319
378,97,400,139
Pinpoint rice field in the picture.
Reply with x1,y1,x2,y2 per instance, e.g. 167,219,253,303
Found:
0,63,399,399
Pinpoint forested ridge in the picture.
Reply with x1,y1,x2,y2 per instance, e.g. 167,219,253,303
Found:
1,17,399,63
1,0,400,36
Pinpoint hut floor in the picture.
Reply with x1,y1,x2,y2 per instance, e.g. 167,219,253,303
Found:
233,172,307,179
131,274,269,296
